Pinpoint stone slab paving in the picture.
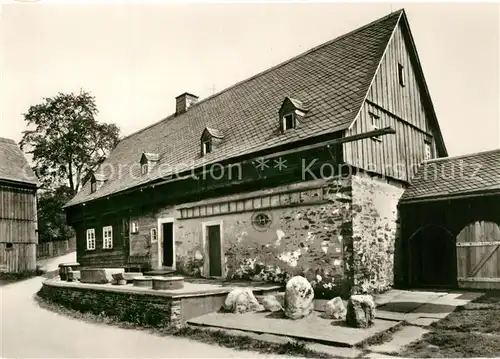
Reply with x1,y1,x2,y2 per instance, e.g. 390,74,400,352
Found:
407,317,440,327
368,325,429,354
188,311,401,347
305,343,362,358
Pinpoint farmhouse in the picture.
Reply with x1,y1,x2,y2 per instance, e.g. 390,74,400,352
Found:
0,137,39,273
399,149,500,290
64,9,448,296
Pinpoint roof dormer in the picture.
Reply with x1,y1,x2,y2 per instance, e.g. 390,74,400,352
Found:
201,127,224,157
140,152,159,175
279,97,309,132
90,173,107,194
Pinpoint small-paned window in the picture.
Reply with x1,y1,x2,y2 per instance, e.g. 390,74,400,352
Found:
150,228,158,242
424,141,432,160
86,228,96,250
103,226,113,249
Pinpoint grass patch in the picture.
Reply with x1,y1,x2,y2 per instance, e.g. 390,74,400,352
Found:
399,292,500,358
401,330,500,358
35,291,335,358
432,292,500,334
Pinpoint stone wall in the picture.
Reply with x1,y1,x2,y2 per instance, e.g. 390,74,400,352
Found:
128,177,353,297
350,172,405,294
39,281,180,327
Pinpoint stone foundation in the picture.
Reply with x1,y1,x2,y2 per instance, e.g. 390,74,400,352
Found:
40,280,180,327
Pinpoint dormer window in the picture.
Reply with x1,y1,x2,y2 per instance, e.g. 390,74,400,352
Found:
89,173,106,193
140,152,159,175
282,113,296,131
201,127,224,157
202,140,212,155
279,97,308,133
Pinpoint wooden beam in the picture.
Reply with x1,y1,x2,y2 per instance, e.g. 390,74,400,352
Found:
456,241,500,247
400,189,500,205
458,277,500,283
152,127,396,188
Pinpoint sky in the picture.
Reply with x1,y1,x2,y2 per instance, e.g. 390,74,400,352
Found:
1,2,499,157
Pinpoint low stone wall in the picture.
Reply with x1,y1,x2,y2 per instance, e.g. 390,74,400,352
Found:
40,280,181,327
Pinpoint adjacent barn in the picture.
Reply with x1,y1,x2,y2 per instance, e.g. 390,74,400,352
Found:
399,149,500,290
0,137,39,273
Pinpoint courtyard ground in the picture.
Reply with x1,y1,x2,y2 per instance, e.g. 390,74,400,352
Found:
0,276,295,358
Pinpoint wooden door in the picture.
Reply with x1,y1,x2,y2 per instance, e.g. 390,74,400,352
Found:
456,221,500,289
207,225,222,277
162,222,174,267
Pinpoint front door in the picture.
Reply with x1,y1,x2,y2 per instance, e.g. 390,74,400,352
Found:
207,224,222,277
162,222,174,267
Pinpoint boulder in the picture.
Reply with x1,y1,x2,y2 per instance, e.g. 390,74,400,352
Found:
80,268,124,284
224,288,264,313
260,295,283,312
284,276,314,319
346,294,376,328
323,297,347,319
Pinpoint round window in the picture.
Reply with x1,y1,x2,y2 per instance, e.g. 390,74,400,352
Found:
252,212,272,231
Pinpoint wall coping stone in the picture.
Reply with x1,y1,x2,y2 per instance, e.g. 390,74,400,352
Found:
42,278,276,299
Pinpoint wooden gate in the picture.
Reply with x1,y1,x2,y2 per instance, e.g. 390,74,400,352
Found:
456,221,500,289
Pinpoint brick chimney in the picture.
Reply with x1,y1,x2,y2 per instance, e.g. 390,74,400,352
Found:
175,93,199,115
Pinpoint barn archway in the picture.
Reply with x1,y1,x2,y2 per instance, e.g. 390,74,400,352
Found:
409,225,457,288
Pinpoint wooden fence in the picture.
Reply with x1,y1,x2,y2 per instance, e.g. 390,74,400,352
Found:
36,237,76,259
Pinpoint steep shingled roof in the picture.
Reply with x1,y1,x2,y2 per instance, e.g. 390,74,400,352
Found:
400,149,500,203
65,10,404,208
0,137,38,186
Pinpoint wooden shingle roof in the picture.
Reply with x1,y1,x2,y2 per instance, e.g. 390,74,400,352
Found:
400,149,500,203
0,137,38,186
65,10,404,208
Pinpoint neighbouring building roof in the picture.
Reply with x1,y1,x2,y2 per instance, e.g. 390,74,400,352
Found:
65,10,408,208
0,137,38,187
400,149,500,203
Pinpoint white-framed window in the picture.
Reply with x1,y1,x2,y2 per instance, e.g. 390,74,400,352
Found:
141,163,148,175
86,228,96,250
398,63,405,87
202,140,211,155
131,222,139,234
103,226,113,249
424,141,432,160
282,113,295,131
150,228,158,242
370,112,382,141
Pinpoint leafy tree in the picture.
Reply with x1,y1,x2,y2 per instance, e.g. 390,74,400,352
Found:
37,186,75,243
20,89,120,192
